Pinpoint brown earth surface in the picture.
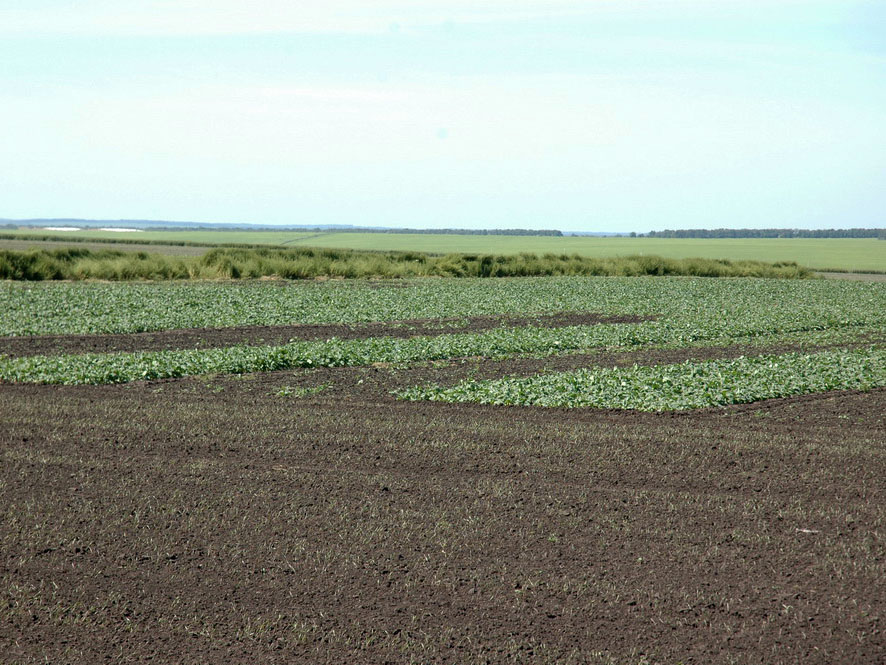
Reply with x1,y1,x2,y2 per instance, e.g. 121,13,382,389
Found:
1,342,884,665
0,313,650,358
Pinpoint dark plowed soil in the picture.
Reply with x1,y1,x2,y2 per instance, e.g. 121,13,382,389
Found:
2,359,883,664
0,313,649,357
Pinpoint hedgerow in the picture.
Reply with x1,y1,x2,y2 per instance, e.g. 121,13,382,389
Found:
0,246,812,282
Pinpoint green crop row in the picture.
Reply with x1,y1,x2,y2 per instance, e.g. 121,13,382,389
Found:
0,324,645,384
2,277,884,385
1,314,882,385
397,348,886,411
3,276,885,337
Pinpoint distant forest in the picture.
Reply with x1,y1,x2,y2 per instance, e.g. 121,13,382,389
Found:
641,228,885,239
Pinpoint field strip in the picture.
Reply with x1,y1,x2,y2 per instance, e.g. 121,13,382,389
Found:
0,245,816,281
816,271,886,282
0,238,212,256
3,277,884,338
3,231,884,271
0,319,882,385
0,313,649,358
397,349,886,411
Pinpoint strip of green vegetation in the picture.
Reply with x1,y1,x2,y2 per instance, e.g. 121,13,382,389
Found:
0,238,209,257
0,229,321,248
0,232,268,251
2,276,884,386
398,349,886,411
4,277,884,338
275,383,331,398
0,246,812,282
3,229,883,272
1,310,883,385
0,325,643,384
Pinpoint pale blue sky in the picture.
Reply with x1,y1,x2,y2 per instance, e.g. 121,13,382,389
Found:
1,1,884,231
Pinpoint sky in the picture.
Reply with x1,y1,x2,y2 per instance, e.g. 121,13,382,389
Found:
1,1,884,232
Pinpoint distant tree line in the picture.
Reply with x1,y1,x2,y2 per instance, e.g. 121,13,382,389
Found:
641,228,884,239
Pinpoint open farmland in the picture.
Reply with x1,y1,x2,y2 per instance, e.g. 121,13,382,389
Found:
0,237,211,256
2,276,885,664
3,229,884,272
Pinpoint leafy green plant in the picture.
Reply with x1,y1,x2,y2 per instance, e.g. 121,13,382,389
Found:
1,277,884,385
397,349,886,411
3,276,884,337
275,383,331,398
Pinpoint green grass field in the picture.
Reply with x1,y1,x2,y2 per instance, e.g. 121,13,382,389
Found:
3,229,884,272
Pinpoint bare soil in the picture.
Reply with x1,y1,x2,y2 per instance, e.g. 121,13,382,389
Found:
1,343,884,664
0,313,650,358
